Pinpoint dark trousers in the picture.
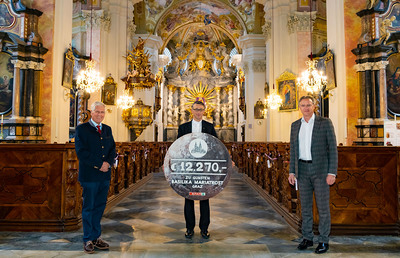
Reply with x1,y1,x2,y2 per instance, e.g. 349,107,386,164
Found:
80,180,110,242
184,198,210,232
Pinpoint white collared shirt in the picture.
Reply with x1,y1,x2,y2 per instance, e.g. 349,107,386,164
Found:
298,113,315,161
192,120,202,133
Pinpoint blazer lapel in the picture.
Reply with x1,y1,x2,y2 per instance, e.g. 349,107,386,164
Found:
311,116,321,146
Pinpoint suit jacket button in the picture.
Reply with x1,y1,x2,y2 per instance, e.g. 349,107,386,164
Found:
102,155,105,158
102,146,104,148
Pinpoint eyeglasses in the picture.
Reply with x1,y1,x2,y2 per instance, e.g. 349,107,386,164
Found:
192,108,205,112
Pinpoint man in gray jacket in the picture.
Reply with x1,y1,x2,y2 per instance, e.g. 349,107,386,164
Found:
288,95,338,254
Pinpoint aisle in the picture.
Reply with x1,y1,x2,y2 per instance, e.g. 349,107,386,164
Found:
0,171,399,257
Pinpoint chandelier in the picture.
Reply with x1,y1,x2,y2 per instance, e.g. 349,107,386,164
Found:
297,0,327,95
117,89,135,110
76,59,104,93
297,59,327,94
266,90,283,110
76,0,103,93
264,0,283,112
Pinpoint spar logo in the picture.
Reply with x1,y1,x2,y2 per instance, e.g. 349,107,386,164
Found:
189,138,208,158
189,192,206,196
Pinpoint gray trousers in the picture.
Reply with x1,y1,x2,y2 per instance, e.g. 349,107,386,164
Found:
298,162,331,243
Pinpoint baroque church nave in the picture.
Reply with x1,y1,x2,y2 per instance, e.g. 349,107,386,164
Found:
0,0,400,256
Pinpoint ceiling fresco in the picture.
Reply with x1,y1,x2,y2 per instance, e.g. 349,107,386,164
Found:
135,0,266,53
155,1,245,43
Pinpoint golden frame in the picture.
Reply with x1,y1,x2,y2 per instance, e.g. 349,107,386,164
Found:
62,47,74,89
101,75,117,105
276,71,298,111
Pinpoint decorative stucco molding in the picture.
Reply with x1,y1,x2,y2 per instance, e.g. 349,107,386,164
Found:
354,61,389,72
11,60,46,70
252,59,266,72
287,11,316,34
262,21,271,41
128,19,136,38
82,10,111,32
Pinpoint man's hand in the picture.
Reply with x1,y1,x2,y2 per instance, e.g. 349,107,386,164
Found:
326,174,336,185
100,162,110,172
288,173,296,185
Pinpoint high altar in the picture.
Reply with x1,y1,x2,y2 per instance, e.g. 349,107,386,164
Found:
162,31,238,142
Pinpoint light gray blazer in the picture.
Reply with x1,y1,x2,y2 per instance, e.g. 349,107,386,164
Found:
289,115,338,178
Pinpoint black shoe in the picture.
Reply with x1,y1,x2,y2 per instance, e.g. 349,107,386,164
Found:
185,229,194,239
297,239,313,250
315,243,329,254
201,230,210,239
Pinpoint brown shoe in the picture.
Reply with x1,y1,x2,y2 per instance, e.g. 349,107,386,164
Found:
83,240,95,254
93,237,109,250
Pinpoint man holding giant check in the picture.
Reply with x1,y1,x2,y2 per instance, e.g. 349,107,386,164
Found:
164,100,233,240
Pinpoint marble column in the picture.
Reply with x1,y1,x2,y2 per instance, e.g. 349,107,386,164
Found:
215,87,221,128
376,61,388,119
167,85,176,127
179,87,186,124
226,84,235,127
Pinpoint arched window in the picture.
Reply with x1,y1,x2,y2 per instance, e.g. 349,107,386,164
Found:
229,47,238,67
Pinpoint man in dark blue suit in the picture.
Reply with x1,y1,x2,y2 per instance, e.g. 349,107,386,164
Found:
75,101,116,254
177,101,217,239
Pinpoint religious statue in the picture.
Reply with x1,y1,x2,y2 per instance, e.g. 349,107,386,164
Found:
374,16,395,46
221,104,228,126
173,106,180,124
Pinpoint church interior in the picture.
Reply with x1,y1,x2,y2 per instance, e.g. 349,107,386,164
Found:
0,0,400,256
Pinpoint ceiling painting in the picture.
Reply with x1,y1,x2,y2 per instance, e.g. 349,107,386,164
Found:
230,0,254,16
155,0,246,46
162,23,237,53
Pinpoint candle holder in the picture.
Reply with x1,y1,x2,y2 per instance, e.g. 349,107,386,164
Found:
0,123,3,140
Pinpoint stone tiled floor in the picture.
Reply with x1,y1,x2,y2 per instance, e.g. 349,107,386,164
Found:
0,172,399,257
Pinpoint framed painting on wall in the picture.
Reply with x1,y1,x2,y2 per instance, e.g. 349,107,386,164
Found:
62,47,74,89
315,47,337,91
277,71,298,111
101,75,117,105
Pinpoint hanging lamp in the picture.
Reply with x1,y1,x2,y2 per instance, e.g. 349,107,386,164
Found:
296,0,327,94
265,0,282,111
117,0,135,110
76,0,104,93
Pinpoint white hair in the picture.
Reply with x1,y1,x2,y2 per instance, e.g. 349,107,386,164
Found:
91,101,105,111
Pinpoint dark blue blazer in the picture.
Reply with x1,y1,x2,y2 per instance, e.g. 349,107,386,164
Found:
177,120,217,139
75,122,116,182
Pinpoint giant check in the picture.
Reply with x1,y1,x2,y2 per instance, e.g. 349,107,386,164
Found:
163,133,233,200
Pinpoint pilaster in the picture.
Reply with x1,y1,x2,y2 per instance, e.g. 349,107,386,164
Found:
237,34,267,142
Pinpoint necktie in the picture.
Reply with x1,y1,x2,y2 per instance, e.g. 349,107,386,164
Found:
96,125,101,134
